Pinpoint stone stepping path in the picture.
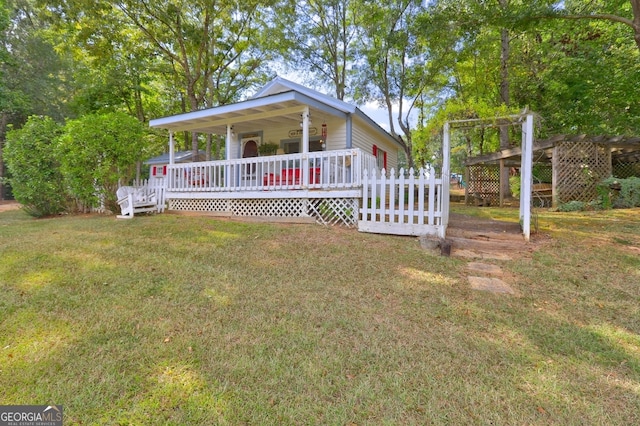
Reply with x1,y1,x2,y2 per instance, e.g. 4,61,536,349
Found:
466,261,516,295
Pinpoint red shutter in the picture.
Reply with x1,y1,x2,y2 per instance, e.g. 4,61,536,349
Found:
383,151,388,170
152,166,158,177
372,145,378,156
162,165,167,176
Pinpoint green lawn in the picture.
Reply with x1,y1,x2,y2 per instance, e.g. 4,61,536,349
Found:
1,207,639,425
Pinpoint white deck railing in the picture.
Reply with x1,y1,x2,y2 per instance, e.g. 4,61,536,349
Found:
166,149,372,192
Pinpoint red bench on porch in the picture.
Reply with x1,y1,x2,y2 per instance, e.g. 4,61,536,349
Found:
263,168,321,186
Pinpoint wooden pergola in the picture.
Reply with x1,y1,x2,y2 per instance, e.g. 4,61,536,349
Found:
465,134,640,208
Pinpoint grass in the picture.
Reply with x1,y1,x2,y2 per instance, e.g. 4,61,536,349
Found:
0,206,639,425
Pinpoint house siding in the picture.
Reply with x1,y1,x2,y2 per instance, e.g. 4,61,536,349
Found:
351,117,399,171
201,115,397,167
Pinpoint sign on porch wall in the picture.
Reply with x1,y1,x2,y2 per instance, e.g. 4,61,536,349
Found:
288,127,318,138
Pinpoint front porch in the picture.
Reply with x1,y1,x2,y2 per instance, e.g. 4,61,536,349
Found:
161,148,376,226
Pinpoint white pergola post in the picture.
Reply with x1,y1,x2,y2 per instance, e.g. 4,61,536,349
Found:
519,114,534,242
301,106,310,188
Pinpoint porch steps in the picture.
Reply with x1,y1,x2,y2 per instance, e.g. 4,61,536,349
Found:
446,236,533,260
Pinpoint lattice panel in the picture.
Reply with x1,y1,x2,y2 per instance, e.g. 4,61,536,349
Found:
555,142,611,203
533,163,553,184
229,198,307,217
169,199,229,212
309,198,359,227
167,197,358,227
613,161,640,179
466,164,500,206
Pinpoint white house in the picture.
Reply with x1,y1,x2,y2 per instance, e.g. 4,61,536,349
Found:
147,77,404,225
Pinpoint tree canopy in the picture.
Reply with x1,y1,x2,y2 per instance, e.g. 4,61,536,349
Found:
1,0,639,198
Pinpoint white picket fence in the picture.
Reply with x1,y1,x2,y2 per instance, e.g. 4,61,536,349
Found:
359,167,448,238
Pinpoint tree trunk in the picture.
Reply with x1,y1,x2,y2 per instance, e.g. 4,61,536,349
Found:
499,25,512,201
499,27,510,149
632,0,640,52
191,132,198,160
134,74,146,123
0,112,6,200
206,133,212,161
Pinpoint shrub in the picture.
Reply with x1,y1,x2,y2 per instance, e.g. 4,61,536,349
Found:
557,200,587,212
596,177,640,209
509,176,520,197
4,116,68,217
56,112,147,213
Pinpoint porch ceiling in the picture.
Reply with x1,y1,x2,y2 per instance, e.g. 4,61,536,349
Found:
149,91,349,135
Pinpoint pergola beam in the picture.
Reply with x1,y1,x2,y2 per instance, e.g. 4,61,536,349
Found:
465,139,556,165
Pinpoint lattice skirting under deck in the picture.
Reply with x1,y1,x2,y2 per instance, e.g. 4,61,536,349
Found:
168,197,359,227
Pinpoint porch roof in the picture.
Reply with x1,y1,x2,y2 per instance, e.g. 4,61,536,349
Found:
149,90,350,135
149,77,402,148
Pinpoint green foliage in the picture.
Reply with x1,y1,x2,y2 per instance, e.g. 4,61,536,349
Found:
557,200,587,212
417,0,640,150
413,98,521,168
509,175,521,197
532,164,553,183
258,142,279,156
4,116,67,217
1,0,75,121
56,112,147,212
510,18,640,136
597,177,640,209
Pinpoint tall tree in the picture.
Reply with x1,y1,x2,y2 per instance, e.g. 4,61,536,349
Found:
283,0,361,100
115,0,276,156
0,0,75,199
546,0,640,53
511,16,640,135
354,0,438,169
49,0,279,156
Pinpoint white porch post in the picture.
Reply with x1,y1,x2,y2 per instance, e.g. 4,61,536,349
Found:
226,125,233,160
226,124,234,187
169,131,175,164
301,106,310,187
